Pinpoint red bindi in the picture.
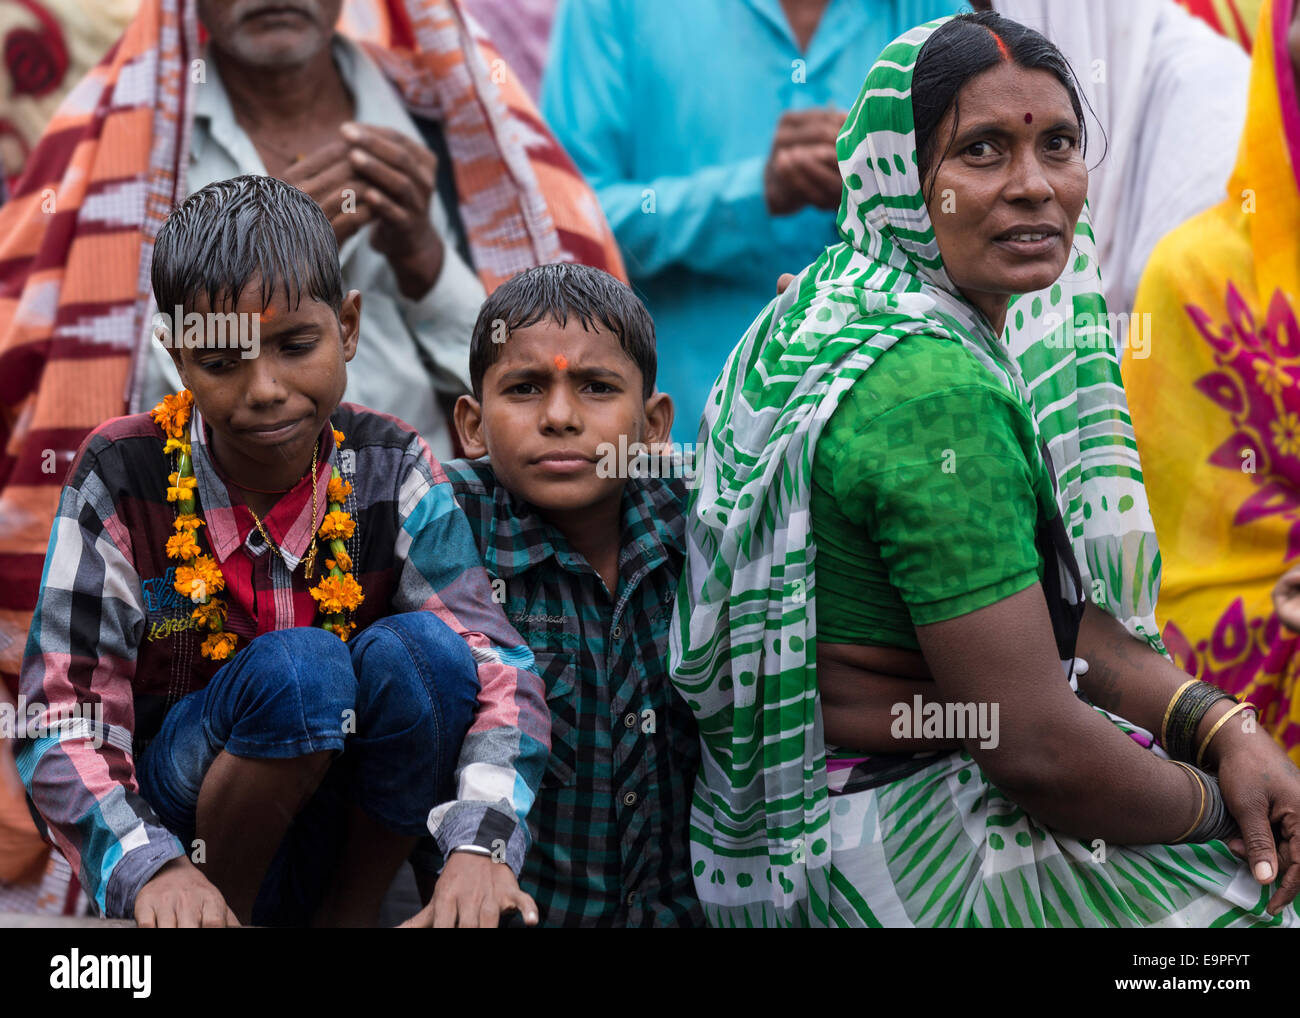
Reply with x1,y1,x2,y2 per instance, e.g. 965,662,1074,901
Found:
1024,113,1033,124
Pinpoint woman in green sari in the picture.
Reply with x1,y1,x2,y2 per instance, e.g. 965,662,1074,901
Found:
670,11,1300,927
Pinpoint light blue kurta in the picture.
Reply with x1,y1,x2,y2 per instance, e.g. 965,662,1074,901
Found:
541,0,968,442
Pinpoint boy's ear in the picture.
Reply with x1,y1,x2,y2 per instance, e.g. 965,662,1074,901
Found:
339,289,361,361
643,390,675,451
454,393,488,458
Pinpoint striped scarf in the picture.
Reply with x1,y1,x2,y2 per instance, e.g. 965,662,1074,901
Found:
669,17,1165,927
0,0,624,688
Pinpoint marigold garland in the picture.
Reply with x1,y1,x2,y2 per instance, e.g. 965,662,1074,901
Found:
152,390,364,659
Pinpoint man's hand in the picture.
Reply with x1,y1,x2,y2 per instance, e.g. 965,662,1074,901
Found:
280,139,376,248
134,856,239,928
764,109,846,216
1273,565,1300,633
341,122,446,301
399,850,539,928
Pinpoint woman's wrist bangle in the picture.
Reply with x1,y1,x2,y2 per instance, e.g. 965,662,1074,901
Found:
1161,678,1197,749
1195,701,1257,769
1162,680,1235,762
1170,760,1208,844
1169,761,1236,844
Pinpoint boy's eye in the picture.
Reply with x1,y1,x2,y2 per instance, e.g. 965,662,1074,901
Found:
585,381,616,394
507,382,539,395
197,357,236,373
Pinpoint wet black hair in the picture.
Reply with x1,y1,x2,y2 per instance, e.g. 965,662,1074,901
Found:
151,174,343,323
468,262,657,400
912,11,1092,199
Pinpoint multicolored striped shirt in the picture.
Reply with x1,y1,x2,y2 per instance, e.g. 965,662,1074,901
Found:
16,404,548,917
443,457,704,927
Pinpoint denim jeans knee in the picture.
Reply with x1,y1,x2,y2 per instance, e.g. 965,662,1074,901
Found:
136,625,357,842
346,611,480,834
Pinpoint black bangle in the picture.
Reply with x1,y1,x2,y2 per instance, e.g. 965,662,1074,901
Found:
1166,681,1234,763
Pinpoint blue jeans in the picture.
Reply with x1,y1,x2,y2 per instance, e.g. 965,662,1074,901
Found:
136,612,479,926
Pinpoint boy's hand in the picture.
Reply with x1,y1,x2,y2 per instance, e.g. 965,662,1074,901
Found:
135,856,239,928
340,122,446,301
399,851,539,928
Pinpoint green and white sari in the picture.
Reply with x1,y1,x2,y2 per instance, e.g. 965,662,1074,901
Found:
668,17,1295,928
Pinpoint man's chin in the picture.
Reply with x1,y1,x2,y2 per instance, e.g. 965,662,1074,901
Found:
223,35,327,69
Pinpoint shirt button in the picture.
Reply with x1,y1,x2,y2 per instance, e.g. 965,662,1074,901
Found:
624,712,637,728
622,791,638,807
612,624,623,639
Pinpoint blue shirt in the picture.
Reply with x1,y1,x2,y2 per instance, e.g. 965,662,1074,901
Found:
541,0,968,442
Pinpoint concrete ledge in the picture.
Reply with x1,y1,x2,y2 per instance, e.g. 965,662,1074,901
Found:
0,911,135,928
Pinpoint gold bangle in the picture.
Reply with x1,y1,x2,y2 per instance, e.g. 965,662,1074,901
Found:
1161,678,1198,750
1195,701,1255,768
1170,760,1207,844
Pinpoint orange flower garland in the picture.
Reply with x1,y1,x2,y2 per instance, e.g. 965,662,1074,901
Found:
309,427,365,641
152,390,238,661
152,394,364,659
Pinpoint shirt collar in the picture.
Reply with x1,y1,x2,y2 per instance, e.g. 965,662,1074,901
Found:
189,408,337,566
479,463,685,583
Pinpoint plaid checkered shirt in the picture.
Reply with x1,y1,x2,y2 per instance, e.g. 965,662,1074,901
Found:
16,404,548,917
443,456,704,927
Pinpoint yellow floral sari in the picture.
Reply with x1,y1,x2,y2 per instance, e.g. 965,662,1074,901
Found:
1124,0,1300,760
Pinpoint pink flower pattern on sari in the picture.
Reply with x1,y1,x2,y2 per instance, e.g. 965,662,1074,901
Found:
1172,283,1300,749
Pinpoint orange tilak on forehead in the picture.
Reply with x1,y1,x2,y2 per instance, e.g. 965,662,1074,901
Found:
259,305,278,324
986,27,1010,62
553,354,568,371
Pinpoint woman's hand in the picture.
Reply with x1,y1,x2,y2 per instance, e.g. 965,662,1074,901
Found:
1215,737,1300,914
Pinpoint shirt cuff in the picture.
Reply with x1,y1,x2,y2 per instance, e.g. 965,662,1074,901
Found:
426,800,528,876
103,834,188,919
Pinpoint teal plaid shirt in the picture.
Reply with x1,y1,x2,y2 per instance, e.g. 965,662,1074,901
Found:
443,457,704,927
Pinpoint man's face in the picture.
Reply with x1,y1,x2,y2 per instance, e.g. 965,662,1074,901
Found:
198,0,343,68
455,317,672,516
169,276,359,477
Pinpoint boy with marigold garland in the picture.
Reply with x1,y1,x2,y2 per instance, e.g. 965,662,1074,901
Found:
15,176,549,927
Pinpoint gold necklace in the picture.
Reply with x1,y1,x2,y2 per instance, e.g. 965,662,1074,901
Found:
246,438,320,578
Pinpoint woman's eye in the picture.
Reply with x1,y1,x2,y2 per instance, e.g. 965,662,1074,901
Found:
1046,134,1077,152
964,140,995,158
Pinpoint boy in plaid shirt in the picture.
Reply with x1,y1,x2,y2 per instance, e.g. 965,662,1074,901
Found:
407,264,705,926
15,176,549,927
